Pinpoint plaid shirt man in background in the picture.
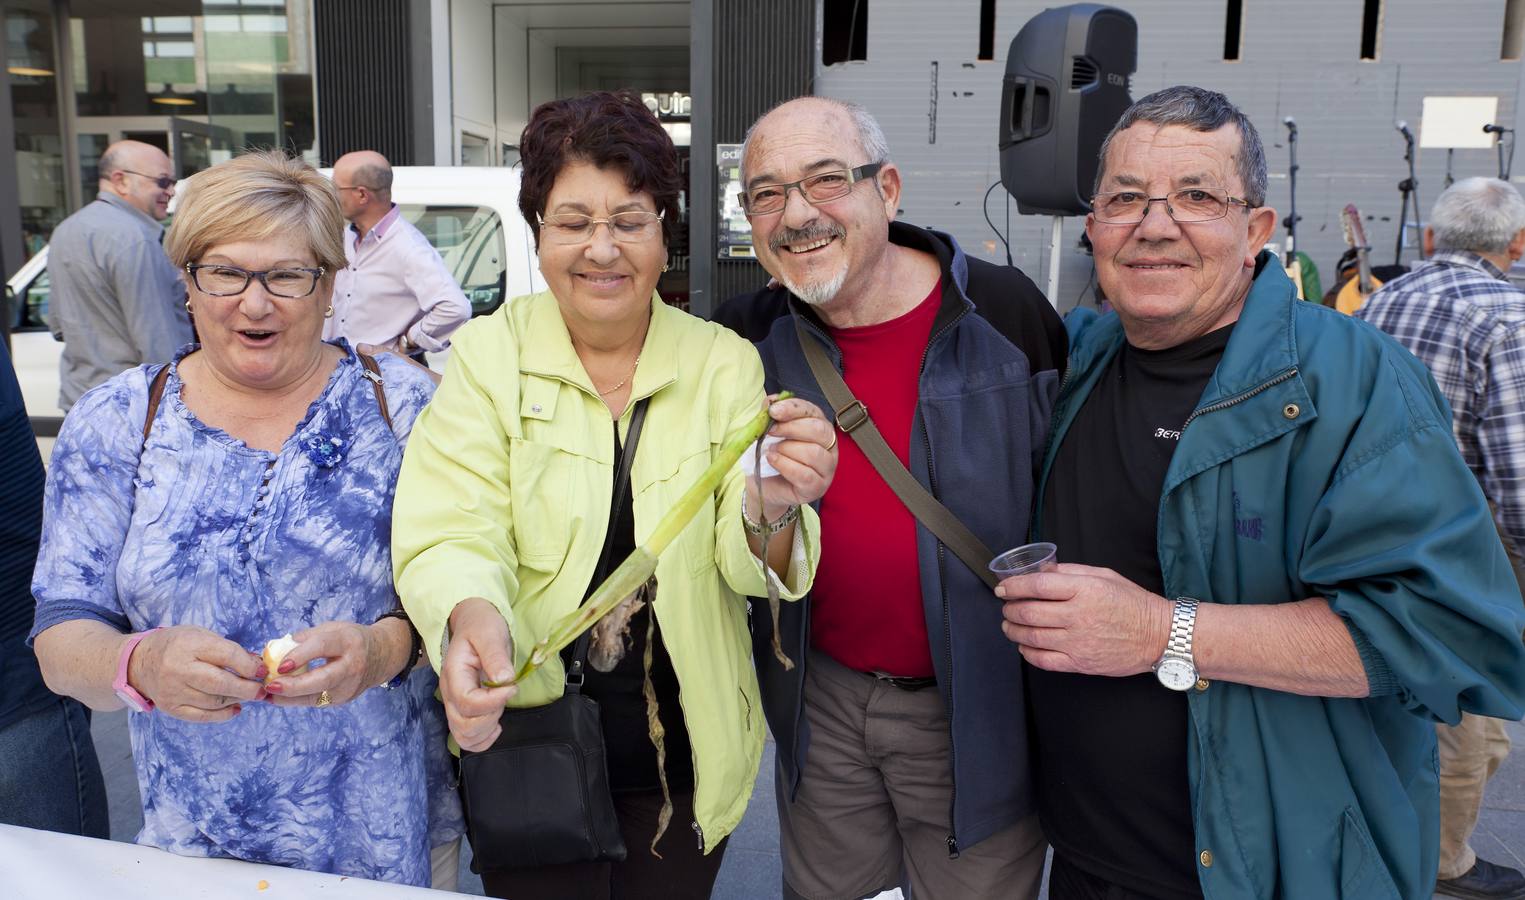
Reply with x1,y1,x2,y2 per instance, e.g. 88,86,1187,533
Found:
1358,176,1525,900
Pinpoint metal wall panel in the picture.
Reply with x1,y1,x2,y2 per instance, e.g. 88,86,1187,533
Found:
708,0,815,308
314,0,417,166
814,0,1525,310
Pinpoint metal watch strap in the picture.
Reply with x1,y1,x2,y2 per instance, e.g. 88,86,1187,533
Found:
1166,597,1199,661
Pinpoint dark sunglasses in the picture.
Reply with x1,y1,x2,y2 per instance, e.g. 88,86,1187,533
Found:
121,170,176,191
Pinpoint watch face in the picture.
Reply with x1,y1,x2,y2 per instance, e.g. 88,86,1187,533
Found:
1155,657,1197,691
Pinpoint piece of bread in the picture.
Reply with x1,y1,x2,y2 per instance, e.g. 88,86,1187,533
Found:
262,634,299,682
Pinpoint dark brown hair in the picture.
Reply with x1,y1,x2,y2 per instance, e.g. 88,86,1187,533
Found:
518,91,682,249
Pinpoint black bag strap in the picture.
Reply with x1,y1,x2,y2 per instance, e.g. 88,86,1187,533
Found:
566,397,650,693
794,316,998,589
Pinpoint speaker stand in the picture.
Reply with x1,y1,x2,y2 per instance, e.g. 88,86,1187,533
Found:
1046,216,1063,309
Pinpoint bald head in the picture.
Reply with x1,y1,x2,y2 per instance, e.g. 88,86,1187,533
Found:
334,150,393,192
332,150,393,227
99,140,175,219
740,97,890,184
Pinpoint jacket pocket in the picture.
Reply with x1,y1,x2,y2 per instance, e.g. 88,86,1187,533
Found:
1338,807,1402,899
507,438,573,571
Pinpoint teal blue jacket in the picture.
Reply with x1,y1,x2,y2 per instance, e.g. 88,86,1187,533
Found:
1038,258,1525,899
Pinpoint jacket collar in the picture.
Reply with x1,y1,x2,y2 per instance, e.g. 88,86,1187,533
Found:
518,289,679,401
1070,252,1299,407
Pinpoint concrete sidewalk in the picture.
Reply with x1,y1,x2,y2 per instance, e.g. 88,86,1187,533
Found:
90,711,1525,898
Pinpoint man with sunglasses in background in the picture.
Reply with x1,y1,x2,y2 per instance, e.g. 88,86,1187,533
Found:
325,150,470,364
713,96,1066,900
1003,85,1525,900
48,139,191,411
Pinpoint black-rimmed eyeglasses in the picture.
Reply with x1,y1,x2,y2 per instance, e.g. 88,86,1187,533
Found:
186,263,326,299
738,162,884,216
121,170,176,190
1090,188,1257,225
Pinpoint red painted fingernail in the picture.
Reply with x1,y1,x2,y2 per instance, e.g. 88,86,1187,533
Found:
265,682,283,693
278,660,296,674
254,665,268,680
230,705,241,714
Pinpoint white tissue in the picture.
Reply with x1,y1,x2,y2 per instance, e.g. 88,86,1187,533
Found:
738,434,784,478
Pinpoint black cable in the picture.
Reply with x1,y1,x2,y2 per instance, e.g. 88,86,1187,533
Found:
982,180,1012,265
1004,186,1013,266
1074,260,1096,308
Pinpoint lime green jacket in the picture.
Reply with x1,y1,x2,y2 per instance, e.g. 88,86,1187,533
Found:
393,290,820,851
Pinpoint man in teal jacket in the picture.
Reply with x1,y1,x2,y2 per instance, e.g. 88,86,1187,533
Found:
998,85,1525,900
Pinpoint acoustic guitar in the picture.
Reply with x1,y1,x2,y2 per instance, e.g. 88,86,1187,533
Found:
1335,204,1382,315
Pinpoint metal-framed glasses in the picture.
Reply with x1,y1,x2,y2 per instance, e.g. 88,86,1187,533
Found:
121,170,176,190
1090,188,1257,225
536,210,665,245
738,162,884,216
186,263,326,299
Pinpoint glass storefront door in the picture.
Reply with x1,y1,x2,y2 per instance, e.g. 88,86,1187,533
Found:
6,4,65,263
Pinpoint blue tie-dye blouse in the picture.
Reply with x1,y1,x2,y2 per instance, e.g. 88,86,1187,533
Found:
30,343,463,886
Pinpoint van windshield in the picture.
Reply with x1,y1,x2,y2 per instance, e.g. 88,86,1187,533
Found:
398,205,507,317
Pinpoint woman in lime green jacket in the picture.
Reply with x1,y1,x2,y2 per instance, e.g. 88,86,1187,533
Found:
392,92,836,900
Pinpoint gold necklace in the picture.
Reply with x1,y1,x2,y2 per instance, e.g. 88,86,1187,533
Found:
597,353,641,396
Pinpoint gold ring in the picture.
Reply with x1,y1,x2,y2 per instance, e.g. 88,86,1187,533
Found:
316,690,332,708
825,430,838,452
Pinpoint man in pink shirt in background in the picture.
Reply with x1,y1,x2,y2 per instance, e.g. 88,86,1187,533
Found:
327,150,471,361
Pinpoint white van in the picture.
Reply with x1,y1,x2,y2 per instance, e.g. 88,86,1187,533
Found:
5,166,545,430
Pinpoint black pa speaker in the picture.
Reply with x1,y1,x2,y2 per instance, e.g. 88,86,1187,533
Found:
998,4,1138,216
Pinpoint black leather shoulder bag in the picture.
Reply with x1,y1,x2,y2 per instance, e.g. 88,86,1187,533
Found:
457,397,649,871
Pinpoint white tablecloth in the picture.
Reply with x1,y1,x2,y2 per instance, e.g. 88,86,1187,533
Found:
0,824,459,898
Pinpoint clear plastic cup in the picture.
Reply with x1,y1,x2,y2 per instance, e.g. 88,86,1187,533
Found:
988,542,1058,580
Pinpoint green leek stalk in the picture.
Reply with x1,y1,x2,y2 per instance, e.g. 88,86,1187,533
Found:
507,391,794,684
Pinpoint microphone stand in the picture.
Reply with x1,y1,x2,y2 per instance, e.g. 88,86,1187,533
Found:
1282,121,1299,268
1395,127,1422,266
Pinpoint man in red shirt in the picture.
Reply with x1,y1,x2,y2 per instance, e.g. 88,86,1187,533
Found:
714,97,1067,900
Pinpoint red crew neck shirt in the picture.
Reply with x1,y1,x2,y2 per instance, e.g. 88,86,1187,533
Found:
810,281,942,677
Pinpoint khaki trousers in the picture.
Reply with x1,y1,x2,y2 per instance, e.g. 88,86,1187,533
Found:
777,650,1047,900
1436,515,1525,880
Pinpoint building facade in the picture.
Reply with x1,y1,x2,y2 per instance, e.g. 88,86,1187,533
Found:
8,0,1525,316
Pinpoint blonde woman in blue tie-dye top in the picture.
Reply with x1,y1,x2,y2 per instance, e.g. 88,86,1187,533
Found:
28,151,462,886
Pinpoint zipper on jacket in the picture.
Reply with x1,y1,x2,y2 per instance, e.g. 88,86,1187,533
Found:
1181,367,1299,429
692,819,704,851
916,310,964,859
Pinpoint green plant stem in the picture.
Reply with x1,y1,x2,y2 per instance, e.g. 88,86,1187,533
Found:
507,392,793,683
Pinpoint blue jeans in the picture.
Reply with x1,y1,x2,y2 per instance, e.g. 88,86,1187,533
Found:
0,697,109,837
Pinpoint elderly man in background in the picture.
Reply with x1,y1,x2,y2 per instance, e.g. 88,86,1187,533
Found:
1357,176,1525,900
714,96,1066,900
48,139,192,411
326,150,471,361
1004,85,1525,900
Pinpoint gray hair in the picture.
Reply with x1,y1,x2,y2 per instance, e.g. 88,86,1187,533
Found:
1094,85,1268,207
351,162,393,193
739,97,891,179
1429,177,1525,254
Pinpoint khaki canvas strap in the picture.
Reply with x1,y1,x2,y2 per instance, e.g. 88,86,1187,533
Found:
794,316,998,589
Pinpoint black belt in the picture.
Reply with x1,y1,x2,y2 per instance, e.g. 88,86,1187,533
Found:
869,671,938,691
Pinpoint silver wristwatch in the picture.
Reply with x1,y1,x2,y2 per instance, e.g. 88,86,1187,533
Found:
1152,597,1200,691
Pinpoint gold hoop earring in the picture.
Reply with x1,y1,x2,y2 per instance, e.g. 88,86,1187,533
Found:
324,305,334,318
